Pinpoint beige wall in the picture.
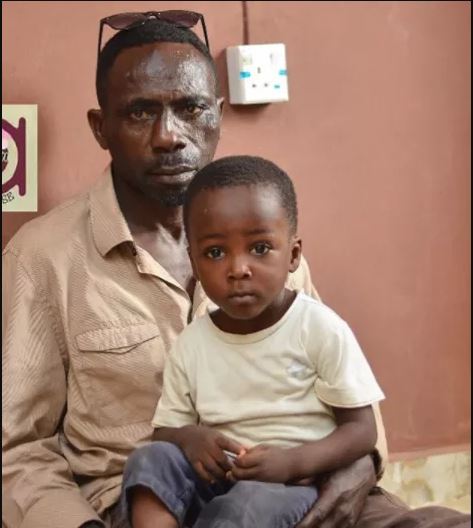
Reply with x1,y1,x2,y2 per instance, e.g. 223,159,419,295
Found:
2,1,470,457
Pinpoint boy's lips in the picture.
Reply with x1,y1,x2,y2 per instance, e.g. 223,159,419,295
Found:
227,292,257,304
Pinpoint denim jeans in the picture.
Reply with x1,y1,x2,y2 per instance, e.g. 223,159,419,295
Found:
119,441,318,528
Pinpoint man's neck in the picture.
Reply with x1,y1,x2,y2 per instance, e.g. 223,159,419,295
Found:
112,173,184,239
112,173,194,292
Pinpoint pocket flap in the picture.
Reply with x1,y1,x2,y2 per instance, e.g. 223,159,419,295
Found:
75,323,160,353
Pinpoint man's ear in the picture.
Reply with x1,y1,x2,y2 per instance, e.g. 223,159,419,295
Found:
217,97,225,121
289,236,302,273
87,109,109,150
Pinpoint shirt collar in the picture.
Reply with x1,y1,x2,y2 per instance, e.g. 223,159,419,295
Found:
89,166,134,256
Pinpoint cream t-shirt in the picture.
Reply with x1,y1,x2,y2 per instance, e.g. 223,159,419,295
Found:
152,292,385,448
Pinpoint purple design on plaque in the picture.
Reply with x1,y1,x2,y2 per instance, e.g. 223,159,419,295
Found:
2,117,26,196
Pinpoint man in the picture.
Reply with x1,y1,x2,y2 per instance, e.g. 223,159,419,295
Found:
2,13,470,528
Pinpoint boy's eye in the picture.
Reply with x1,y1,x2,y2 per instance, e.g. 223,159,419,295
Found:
205,247,225,260
251,243,271,256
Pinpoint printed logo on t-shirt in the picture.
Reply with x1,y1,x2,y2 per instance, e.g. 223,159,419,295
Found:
287,360,309,380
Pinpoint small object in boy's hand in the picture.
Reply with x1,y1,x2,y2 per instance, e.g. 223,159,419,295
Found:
223,450,238,463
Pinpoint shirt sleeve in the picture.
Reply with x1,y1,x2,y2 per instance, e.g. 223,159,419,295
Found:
151,338,199,429
2,250,102,528
310,318,385,408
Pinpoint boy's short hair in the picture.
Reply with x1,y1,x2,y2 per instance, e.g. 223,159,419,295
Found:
184,155,298,234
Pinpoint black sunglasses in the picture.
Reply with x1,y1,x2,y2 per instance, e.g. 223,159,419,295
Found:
97,10,210,60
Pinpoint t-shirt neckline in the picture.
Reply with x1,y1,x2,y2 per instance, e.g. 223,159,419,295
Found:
205,291,303,344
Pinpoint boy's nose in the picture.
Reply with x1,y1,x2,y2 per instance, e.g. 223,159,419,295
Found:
227,257,252,280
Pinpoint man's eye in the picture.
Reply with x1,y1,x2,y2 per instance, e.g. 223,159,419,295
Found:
205,247,225,260
129,109,154,120
184,104,205,116
251,243,271,256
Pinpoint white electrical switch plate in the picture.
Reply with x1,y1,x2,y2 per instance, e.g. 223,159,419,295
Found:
226,43,289,104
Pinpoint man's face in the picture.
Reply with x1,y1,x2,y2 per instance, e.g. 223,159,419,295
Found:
187,184,301,333
92,42,223,206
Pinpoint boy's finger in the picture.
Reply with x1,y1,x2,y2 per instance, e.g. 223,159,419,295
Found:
245,443,269,453
216,435,246,456
193,461,215,483
226,470,236,482
230,464,259,480
203,455,226,481
234,450,262,468
211,447,232,472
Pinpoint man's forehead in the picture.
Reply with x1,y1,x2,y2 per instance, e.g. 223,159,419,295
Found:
113,41,212,79
106,41,216,100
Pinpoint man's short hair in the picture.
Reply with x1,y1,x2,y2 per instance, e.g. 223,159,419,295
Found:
96,19,217,108
184,155,298,234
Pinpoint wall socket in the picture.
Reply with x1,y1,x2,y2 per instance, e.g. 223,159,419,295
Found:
226,43,289,105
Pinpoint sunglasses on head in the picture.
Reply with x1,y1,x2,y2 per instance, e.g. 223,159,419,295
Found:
97,10,210,60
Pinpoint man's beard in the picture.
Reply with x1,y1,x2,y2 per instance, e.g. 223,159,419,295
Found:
156,187,187,207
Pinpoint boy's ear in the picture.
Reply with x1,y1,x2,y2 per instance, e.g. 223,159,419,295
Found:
87,108,109,150
289,236,302,273
187,246,199,280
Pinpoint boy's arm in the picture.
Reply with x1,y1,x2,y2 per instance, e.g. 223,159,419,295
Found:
287,254,388,478
288,405,377,479
230,405,376,483
285,256,386,528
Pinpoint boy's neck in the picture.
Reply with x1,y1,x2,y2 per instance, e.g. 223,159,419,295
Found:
209,289,298,335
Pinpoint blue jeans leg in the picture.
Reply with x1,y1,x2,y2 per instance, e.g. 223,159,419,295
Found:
120,441,225,527
194,480,318,528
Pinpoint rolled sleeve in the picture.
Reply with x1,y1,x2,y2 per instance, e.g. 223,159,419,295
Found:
18,490,102,528
2,250,98,528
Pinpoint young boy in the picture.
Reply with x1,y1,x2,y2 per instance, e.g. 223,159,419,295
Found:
121,156,385,528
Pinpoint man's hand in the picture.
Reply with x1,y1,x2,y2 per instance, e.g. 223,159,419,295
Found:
295,454,376,528
230,444,297,483
178,425,246,483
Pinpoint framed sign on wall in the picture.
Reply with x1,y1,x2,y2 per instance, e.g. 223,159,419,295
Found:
2,104,38,212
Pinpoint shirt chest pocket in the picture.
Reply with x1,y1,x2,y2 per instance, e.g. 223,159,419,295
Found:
74,323,165,426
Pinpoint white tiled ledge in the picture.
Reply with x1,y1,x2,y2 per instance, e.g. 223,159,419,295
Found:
379,449,471,513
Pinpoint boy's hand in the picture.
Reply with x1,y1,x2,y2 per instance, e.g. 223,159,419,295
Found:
230,444,297,483
178,425,246,483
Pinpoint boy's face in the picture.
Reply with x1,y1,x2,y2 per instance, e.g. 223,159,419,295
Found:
187,184,302,332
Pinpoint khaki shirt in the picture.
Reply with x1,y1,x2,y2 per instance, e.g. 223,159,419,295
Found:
2,168,387,528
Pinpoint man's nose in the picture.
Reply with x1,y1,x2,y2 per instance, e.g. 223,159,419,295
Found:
151,110,186,152
227,256,252,280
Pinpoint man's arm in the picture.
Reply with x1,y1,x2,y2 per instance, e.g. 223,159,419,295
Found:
2,250,102,528
295,454,377,528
